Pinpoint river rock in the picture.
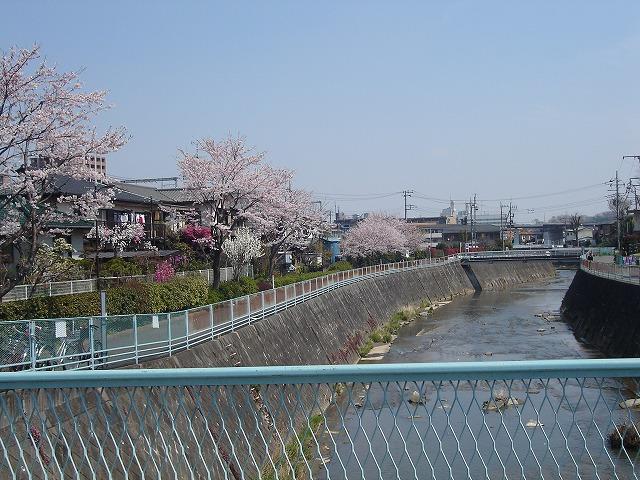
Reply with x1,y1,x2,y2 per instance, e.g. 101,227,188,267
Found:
618,398,640,409
409,390,423,404
482,400,504,411
483,396,522,411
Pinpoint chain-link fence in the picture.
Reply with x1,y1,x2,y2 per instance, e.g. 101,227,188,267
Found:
1,359,640,478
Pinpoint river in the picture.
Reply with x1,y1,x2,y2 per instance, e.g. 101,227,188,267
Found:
318,269,640,479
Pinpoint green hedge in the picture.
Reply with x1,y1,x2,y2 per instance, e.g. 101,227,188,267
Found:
0,276,209,320
208,277,258,304
0,262,356,321
147,277,209,313
0,292,100,321
267,261,353,288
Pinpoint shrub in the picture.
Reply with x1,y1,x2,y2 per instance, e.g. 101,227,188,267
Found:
154,260,175,282
327,260,352,272
209,277,258,303
370,330,383,343
358,338,374,357
0,292,100,321
107,281,153,315
101,258,143,278
0,276,210,319
148,276,209,313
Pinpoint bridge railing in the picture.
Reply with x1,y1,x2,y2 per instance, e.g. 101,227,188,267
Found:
2,359,640,479
0,256,460,371
459,248,582,260
580,259,640,285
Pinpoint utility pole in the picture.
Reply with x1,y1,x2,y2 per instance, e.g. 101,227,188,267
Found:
500,203,505,251
616,170,621,252
468,194,478,248
403,190,415,220
607,170,624,253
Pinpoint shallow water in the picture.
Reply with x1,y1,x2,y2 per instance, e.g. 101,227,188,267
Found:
319,269,640,479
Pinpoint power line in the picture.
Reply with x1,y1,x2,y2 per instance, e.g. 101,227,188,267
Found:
413,182,607,204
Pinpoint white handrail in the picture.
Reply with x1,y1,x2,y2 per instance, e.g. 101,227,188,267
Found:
1,265,252,302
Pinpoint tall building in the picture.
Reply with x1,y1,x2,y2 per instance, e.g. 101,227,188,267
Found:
440,200,458,224
30,154,107,175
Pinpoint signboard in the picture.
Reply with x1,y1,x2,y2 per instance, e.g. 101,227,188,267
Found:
55,320,67,338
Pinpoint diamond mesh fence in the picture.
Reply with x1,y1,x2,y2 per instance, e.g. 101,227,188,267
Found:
1,360,640,479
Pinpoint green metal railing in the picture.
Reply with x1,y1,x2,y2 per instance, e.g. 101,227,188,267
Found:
0,256,461,371
2,359,640,478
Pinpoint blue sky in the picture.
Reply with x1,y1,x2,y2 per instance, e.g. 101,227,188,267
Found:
3,1,639,220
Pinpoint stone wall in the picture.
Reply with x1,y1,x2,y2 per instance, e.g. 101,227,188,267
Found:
561,269,640,358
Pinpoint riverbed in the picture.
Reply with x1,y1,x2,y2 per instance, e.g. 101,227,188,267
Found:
318,269,640,479
382,269,598,364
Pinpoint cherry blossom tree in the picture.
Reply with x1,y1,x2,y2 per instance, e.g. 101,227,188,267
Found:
252,187,328,276
27,238,84,291
341,214,420,260
0,45,126,295
393,217,424,252
177,135,291,287
222,228,263,280
86,223,156,256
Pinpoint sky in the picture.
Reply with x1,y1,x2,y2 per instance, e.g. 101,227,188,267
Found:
3,1,639,222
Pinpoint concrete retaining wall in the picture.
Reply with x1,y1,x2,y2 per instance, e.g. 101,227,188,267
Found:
561,269,640,357
6,260,555,479
465,260,556,290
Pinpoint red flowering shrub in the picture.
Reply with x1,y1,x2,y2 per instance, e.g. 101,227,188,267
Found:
154,260,175,283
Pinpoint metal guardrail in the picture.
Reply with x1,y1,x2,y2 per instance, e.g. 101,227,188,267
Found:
580,259,640,286
3,359,640,478
459,248,583,260
1,265,251,303
0,256,460,371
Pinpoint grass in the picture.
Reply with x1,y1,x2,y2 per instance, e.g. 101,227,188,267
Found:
358,301,430,357
261,414,325,480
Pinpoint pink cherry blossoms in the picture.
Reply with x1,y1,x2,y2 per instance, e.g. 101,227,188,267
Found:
0,45,127,295
250,187,328,275
87,223,156,255
341,214,423,258
177,134,292,287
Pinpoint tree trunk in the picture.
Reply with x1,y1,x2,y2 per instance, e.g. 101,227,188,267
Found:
212,250,222,289
266,245,278,278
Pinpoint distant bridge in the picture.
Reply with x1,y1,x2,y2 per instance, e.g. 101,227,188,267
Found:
459,248,582,265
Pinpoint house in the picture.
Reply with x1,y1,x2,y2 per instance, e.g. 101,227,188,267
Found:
565,225,595,246
407,217,446,247
440,224,501,245
2,175,195,270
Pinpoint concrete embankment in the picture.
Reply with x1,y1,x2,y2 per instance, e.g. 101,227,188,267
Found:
561,269,640,358
464,260,556,290
6,260,555,479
